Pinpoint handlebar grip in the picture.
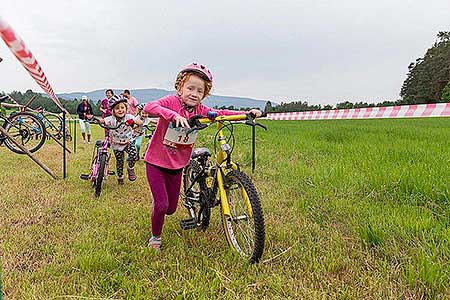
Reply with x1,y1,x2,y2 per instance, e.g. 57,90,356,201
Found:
188,114,204,127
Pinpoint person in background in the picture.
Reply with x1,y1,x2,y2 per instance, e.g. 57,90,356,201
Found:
99,89,114,136
122,89,139,116
76,95,93,144
100,89,114,118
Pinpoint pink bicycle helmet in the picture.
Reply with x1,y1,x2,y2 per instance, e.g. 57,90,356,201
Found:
178,62,213,83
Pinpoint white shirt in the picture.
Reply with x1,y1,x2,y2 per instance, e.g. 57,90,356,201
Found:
104,114,138,151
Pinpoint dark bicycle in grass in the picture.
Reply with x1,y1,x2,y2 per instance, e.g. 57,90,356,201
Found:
34,107,72,141
180,112,267,263
1,94,71,142
0,95,46,154
80,117,122,198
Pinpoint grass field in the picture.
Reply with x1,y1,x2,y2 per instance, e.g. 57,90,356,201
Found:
1,118,449,299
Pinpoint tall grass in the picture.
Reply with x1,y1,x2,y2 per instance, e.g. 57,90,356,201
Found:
0,118,449,299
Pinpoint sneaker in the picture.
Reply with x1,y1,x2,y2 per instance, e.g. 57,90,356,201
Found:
83,140,86,144
147,235,161,251
128,168,137,181
118,177,124,185
88,141,91,144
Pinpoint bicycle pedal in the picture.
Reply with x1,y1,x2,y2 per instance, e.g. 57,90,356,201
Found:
180,218,198,230
80,174,90,180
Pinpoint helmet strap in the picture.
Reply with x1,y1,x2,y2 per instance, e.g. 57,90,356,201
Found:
182,102,195,113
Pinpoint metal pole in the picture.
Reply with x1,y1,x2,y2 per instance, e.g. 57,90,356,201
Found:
73,117,77,153
251,125,256,173
63,111,67,178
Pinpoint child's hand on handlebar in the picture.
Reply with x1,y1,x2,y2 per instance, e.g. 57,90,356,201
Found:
248,109,262,118
174,115,190,128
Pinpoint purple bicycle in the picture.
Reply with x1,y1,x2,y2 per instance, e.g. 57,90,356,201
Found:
80,118,122,197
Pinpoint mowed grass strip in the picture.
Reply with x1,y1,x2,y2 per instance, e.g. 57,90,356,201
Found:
0,118,449,299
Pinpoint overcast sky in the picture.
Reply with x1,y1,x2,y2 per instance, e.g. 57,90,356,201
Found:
1,0,450,105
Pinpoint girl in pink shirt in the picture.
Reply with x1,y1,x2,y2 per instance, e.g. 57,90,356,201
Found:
143,63,261,250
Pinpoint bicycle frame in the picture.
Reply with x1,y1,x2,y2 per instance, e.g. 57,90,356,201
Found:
197,114,252,217
181,112,266,262
81,118,129,197
90,136,111,184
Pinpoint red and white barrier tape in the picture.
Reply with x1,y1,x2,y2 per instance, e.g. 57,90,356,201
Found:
267,103,450,121
0,16,67,114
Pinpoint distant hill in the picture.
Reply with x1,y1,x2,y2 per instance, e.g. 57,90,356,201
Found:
56,88,268,110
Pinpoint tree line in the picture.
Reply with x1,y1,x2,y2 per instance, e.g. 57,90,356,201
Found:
1,89,101,115
0,90,255,115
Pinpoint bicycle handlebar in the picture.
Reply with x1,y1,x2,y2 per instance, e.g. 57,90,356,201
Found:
185,112,267,135
86,117,123,130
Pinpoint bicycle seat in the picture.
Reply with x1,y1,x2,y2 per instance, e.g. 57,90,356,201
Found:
0,95,8,103
191,147,211,159
95,140,104,148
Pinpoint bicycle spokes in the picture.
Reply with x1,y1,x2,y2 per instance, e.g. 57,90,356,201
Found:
222,170,265,263
226,182,255,256
3,112,46,154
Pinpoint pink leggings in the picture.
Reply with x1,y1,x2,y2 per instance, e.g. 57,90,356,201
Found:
146,163,183,236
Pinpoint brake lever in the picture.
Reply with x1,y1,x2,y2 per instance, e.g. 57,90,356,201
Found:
185,123,207,135
184,114,208,135
188,114,204,127
256,123,268,131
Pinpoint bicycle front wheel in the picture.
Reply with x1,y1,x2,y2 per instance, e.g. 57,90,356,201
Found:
183,159,211,230
3,112,46,154
222,170,265,263
94,153,107,198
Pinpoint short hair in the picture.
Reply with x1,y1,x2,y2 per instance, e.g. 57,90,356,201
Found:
174,72,212,99
123,89,130,95
106,89,114,95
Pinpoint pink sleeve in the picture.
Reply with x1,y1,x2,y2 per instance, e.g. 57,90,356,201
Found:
143,95,178,121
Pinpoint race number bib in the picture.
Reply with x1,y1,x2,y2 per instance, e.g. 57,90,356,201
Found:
163,124,198,148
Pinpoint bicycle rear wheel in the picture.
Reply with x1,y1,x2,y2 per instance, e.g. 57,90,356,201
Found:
3,112,46,154
222,170,265,263
94,153,107,198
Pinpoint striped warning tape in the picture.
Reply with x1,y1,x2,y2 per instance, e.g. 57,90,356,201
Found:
0,16,67,114
267,102,450,120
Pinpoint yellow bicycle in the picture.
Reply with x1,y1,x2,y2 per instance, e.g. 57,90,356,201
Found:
180,112,267,263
